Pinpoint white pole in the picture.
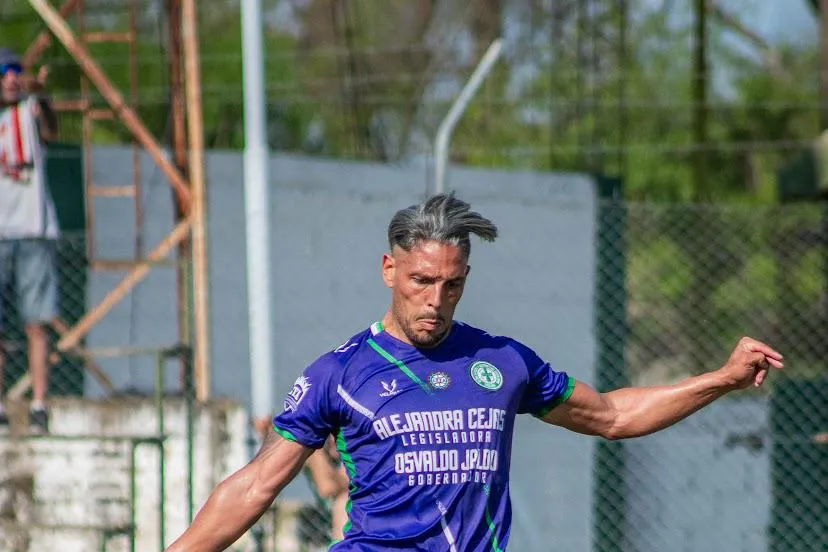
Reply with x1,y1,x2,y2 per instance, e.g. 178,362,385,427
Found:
241,0,273,423
434,39,504,195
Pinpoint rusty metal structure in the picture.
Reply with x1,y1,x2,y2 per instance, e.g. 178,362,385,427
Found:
13,0,211,401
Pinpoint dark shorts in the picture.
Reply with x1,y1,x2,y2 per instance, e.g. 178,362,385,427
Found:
0,239,59,330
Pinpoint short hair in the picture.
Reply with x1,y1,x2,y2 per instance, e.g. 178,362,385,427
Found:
387,193,498,258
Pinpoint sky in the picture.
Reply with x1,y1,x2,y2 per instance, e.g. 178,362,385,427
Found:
741,0,817,44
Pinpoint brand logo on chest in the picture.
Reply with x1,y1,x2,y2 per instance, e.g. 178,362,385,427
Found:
380,379,400,397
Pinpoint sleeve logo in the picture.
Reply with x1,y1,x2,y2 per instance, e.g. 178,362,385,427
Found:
284,376,312,412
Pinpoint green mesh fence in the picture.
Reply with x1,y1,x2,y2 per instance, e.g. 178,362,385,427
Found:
593,200,828,552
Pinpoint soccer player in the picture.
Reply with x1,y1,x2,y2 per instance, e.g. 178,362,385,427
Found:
166,193,783,551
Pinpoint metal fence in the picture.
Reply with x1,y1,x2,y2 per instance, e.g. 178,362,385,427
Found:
594,200,828,552
2,200,827,551
1,232,88,401
0,230,201,552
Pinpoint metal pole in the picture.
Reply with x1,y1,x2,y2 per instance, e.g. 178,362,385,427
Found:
55,219,193,353
129,444,137,552
434,38,503,195
22,0,81,69
692,0,709,201
155,353,166,550
167,0,195,392
27,0,192,209
182,0,212,401
184,349,195,523
822,0,828,130
241,0,274,423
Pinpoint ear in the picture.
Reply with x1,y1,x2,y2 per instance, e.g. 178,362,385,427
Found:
382,252,395,288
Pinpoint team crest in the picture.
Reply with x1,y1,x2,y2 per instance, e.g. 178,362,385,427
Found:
470,361,503,390
284,376,311,412
428,371,451,390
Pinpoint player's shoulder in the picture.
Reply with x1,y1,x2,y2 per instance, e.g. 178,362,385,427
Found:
454,320,519,347
306,325,375,373
455,321,538,361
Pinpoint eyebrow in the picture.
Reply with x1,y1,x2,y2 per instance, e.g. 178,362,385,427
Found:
410,272,466,283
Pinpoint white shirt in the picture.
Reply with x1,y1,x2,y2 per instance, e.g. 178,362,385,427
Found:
0,95,59,239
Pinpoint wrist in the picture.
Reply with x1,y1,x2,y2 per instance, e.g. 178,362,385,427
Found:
710,365,740,393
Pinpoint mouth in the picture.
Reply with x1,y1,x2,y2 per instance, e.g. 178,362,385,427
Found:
417,318,443,331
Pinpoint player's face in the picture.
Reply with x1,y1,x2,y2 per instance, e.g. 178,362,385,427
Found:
382,240,469,348
1,66,21,103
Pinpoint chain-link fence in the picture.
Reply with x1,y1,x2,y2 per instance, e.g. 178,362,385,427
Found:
238,199,827,551
3,199,827,551
594,200,828,552
1,233,87,402
0,229,207,552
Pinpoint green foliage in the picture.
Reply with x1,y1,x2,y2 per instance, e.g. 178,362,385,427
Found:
3,0,820,203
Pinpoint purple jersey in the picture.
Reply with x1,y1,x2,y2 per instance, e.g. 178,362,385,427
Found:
273,320,574,551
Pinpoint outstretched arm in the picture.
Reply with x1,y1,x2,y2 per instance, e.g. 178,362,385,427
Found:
165,428,314,552
542,337,784,440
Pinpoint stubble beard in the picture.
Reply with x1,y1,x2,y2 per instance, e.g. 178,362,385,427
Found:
392,306,449,349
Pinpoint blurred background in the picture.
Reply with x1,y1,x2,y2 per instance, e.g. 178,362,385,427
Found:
0,1,825,551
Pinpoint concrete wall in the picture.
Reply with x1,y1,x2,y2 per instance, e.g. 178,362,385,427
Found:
83,146,599,550
63,146,774,551
0,397,249,552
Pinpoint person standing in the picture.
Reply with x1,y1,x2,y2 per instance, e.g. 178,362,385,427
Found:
0,48,60,435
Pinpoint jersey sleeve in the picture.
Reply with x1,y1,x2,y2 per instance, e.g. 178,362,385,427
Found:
513,341,576,416
272,355,342,449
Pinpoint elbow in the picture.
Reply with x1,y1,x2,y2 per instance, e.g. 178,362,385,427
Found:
596,397,626,441
598,400,632,441
601,426,625,441
601,413,652,441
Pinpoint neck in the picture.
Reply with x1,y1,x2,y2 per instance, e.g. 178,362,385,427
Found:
380,311,405,342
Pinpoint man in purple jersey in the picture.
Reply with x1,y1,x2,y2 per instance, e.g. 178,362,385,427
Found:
167,193,783,552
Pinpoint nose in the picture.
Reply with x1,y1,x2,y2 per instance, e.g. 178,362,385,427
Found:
426,283,445,310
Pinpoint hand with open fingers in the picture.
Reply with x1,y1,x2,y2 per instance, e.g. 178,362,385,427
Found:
719,337,784,390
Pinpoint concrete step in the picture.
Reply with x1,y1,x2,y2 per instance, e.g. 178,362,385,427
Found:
26,523,133,552
1,435,155,528
0,397,249,551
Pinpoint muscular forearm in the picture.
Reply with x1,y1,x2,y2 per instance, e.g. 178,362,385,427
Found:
604,370,731,439
167,435,311,552
545,337,781,440
166,466,276,552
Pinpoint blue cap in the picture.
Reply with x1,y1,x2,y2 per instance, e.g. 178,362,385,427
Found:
0,48,20,67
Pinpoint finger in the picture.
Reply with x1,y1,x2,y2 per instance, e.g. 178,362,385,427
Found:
741,339,784,361
754,366,769,387
766,357,784,370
